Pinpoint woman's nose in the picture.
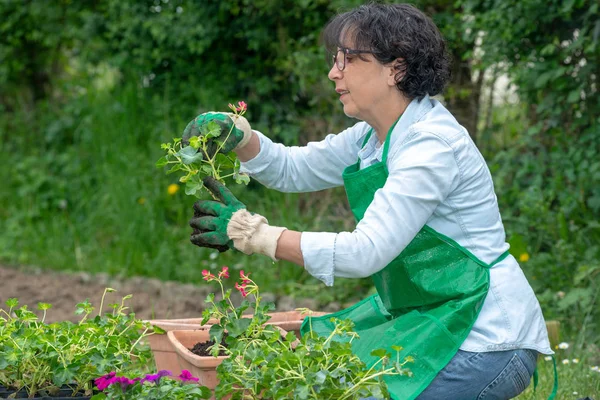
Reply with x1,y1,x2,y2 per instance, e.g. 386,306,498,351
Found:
328,63,342,81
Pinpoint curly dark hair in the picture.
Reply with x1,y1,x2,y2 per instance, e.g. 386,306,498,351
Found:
323,2,451,100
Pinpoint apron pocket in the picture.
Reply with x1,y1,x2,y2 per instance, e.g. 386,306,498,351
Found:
353,310,461,400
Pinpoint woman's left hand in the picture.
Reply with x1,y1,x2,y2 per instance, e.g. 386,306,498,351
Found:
190,177,287,260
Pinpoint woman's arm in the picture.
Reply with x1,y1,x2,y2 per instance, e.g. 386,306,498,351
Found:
290,132,460,286
234,124,369,193
275,230,304,266
235,130,261,162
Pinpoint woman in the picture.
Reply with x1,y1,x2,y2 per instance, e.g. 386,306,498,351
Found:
186,3,553,399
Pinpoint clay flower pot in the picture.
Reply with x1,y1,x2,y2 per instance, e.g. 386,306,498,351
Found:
146,311,327,375
168,325,293,397
167,329,227,391
145,320,212,375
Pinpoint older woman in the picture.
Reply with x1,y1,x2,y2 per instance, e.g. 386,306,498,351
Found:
187,3,553,399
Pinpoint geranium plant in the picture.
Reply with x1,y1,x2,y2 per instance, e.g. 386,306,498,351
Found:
91,369,211,400
0,288,156,398
156,101,250,198
199,267,281,357
199,269,413,399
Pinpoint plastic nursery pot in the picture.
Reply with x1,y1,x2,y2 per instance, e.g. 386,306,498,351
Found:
0,385,91,399
145,320,212,375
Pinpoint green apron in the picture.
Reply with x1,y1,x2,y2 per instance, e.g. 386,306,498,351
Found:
300,122,509,399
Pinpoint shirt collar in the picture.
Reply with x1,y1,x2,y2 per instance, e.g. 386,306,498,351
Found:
358,95,434,164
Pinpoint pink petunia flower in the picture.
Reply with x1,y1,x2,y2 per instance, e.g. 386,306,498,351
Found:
178,369,200,382
142,370,172,383
95,372,117,391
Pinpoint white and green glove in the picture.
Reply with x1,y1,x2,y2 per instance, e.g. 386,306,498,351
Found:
189,177,287,260
182,112,253,156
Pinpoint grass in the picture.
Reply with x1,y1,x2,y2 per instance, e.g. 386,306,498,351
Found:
0,81,370,307
517,354,600,399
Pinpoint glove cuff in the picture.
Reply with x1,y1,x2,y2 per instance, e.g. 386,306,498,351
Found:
227,209,287,261
228,114,253,150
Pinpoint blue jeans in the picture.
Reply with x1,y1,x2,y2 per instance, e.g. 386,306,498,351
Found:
364,348,538,400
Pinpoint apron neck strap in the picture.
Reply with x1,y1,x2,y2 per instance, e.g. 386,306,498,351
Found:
382,117,400,165
358,116,402,164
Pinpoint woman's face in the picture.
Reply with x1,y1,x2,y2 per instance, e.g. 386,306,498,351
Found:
328,45,396,121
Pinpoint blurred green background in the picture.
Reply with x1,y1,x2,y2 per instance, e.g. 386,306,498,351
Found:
0,0,599,388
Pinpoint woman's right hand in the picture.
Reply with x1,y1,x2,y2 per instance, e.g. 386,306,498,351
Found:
182,112,253,156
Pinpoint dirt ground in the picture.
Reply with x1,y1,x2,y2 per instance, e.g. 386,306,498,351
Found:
0,264,328,323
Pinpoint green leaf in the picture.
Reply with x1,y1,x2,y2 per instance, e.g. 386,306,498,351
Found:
234,172,250,185
209,324,224,345
203,120,222,138
293,384,310,399
5,298,18,308
225,317,252,337
370,348,388,358
166,163,183,174
53,365,76,387
185,179,203,196
178,146,203,165
189,135,201,149
155,156,168,168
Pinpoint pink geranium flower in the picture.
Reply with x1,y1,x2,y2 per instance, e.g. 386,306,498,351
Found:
202,269,216,281
218,266,229,279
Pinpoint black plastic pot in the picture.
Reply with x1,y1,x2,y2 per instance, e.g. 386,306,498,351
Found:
0,385,91,399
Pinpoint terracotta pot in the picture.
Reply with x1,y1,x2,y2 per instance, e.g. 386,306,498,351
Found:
146,321,211,375
168,326,292,399
146,311,327,375
167,329,227,391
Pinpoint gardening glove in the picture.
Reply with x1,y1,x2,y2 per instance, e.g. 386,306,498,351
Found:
189,177,287,261
181,112,252,157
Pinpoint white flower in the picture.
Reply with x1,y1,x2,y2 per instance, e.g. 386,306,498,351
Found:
558,342,569,349
573,392,578,395
562,359,570,365
544,356,552,361
572,358,579,364
591,366,599,372
209,251,218,260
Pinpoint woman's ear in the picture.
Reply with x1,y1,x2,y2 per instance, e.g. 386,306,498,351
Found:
388,58,406,86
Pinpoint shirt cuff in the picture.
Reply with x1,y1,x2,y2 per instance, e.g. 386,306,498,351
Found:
239,130,270,175
300,232,337,287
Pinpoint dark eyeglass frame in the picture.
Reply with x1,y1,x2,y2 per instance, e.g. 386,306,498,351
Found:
332,47,374,71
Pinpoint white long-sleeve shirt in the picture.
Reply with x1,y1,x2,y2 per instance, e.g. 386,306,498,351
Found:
240,95,553,354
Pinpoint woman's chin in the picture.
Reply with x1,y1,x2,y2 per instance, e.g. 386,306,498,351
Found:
342,105,359,119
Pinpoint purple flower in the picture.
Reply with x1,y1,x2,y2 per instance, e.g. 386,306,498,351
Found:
115,376,138,392
142,370,172,384
95,372,117,391
178,370,199,382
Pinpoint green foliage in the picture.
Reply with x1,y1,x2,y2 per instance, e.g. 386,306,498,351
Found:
158,106,250,198
0,289,154,398
216,314,413,399
463,0,600,345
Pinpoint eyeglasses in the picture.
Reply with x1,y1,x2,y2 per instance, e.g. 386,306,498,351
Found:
332,47,374,71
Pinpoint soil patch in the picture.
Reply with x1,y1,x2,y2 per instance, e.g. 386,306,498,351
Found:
0,264,337,323
0,264,216,323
